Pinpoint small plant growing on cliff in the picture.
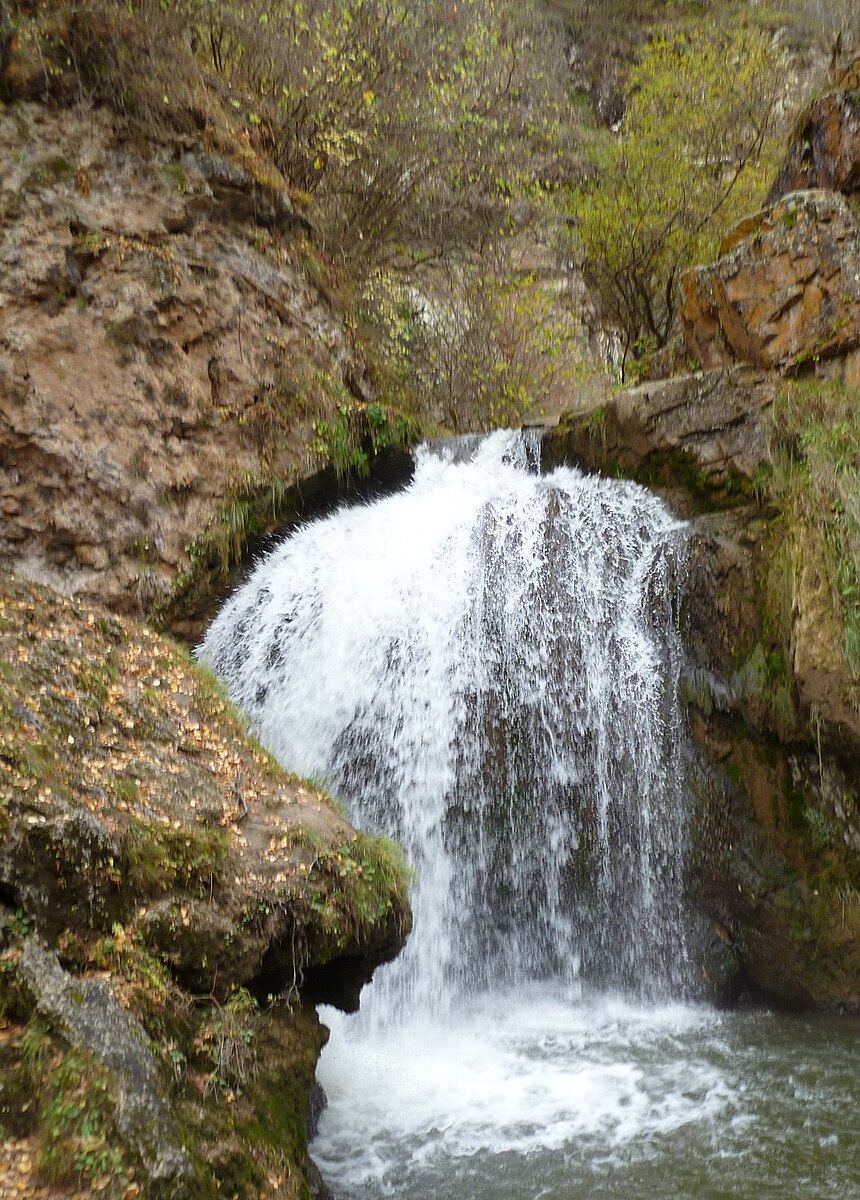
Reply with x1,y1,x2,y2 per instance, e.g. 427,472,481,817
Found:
312,401,421,480
768,378,860,681
38,1051,127,1191
198,987,260,1095
314,833,413,939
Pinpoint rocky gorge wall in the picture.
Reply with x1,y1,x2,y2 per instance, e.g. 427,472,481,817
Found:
544,37,860,1011
0,102,419,641
2,22,860,1199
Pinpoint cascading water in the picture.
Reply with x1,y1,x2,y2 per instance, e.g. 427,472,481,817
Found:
200,430,691,1012
199,432,860,1200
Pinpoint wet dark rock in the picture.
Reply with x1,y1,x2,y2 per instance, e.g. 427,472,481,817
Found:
306,1081,328,1140
767,42,860,204
546,362,860,1011
180,151,309,233
0,801,128,938
542,367,773,510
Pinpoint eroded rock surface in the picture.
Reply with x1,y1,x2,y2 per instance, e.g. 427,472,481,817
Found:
680,191,860,384
542,367,773,502
767,41,860,204
545,362,860,1011
0,574,411,1196
18,940,193,1196
0,104,416,637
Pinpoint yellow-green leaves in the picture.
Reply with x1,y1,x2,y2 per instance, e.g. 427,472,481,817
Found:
571,21,786,369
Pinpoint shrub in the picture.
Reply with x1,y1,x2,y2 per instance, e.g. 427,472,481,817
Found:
571,21,785,370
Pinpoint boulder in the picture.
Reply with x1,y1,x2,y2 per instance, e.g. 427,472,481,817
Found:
18,938,194,1196
680,191,860,381
0,576,412,1007
542,367,774,505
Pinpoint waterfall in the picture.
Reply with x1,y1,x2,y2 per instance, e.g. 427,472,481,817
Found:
199,430,692,1011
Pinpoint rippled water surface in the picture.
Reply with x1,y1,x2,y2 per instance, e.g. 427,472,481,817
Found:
314,987,860,1200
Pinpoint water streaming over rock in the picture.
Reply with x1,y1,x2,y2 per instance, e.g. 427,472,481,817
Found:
199,430,692,1010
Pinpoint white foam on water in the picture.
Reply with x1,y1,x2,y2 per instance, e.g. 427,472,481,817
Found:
200,430,692,1011
314,986,733,1193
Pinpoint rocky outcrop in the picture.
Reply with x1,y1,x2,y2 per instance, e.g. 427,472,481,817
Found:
544,359,860,1011
0,104,419,639
680,42,860,390
0,576,410,996
542,366,774,505
565,44,860,1008
679,191,860,385
18,940,194,1197
767,39,860,204
0,574,411,1195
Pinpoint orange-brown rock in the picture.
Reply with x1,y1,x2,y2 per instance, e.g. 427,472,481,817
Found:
0,103,414,639
767,42,860,204
680,191,860,379
829,30,860,90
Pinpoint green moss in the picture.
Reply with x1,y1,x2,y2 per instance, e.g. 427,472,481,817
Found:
106,314,149,355
161,160,188,193
578,405,608,446
76,652,120,705
681,669,715,717
175,1004,323,1200
22,155,73,192
123,817,229,898
311,832,412,943
197,987,260,1094
782,776,806,832
38,1050,129,1192
766,378,860,681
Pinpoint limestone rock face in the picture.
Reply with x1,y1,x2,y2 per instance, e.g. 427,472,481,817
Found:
0,104,414,638
542,367,773,503
679,191,860,383
18,939,194,1197
767,91,860,204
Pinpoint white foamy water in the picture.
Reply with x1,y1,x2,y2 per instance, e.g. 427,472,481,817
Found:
200,430,691,1010
315,988,730,1185
200,431,860,1200
314,989,860,1200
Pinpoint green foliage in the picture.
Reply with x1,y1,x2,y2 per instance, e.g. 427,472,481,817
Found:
49,0,568,266
361,251,580,431
311,400,422,479
123,816,229,897
311,832,412,939
571,21,785,365
22,153,73,191
766,378,860,679
38,1051,128,1192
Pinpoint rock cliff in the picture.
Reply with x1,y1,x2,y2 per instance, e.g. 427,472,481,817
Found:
0,575,411,1196
546,39,860,1011
0,103,419,641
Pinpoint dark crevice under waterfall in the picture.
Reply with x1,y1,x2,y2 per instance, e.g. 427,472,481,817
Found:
200,432,860,1200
